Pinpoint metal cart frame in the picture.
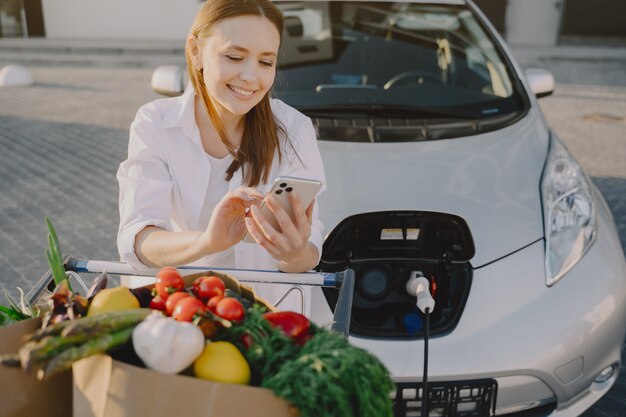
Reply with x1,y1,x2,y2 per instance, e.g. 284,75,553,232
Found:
25,256,356,337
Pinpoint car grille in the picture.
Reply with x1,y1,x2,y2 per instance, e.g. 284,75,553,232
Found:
310,117,489,142
393,379,498,417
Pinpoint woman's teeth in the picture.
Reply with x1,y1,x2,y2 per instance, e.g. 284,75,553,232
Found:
228,85,254,96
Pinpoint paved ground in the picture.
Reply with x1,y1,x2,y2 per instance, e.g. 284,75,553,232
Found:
0,41,624,415
0,66,160,291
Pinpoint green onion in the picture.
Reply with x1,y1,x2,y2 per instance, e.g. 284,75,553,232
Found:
45,217,72,291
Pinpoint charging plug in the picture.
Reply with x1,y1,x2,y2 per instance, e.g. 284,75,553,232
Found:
406,271,435,314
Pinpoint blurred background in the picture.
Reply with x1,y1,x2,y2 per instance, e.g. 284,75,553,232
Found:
1,0,625,46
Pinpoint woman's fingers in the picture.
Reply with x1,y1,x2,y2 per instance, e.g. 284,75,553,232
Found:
265,192,311,238
245,191,314,262
287,191,311,230
213,187,263,219
249,204,287,246
207,187,264,245
265,194,300,237
305,200,314,223
244,213,281,257
228,187,264,207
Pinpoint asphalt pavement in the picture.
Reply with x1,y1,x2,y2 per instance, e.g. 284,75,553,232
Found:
0,38,625,416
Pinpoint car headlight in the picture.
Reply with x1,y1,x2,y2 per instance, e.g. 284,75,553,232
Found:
541,135,596,286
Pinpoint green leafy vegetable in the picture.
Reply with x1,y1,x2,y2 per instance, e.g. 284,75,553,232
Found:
262,330,395,417
0,304,26,325
222,305,394,417
0,289,38,326
45,217,72,291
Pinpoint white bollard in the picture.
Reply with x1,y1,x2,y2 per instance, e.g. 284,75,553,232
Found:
0,64,34,87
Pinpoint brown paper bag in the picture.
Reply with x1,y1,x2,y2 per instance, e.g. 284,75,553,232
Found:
0,318,72,417
72,271,290,417
73,355,297,417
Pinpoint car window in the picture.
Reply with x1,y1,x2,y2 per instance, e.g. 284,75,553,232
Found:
274,1,526,137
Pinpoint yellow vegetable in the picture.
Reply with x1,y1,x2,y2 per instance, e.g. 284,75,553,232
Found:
88,287,140,316
193,341,250,385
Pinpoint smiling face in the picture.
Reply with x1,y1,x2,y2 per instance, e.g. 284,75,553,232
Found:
189,15,280,121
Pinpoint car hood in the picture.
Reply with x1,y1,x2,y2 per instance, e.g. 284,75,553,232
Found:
316,108,550,267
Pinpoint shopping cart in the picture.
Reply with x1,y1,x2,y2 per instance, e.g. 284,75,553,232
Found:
25,256,356,338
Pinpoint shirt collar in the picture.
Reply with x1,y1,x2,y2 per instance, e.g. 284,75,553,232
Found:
159,85,199,144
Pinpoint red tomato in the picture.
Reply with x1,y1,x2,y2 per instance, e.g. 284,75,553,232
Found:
149,295,166,311
206,295,224,313
193,275,226,300
155,267,184,300
172,297,207,322
215,297,245,322
165,292,191,316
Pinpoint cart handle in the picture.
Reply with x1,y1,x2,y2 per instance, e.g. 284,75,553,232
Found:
66,257,339,287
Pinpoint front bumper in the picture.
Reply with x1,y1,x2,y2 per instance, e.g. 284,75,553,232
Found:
348,189,626,416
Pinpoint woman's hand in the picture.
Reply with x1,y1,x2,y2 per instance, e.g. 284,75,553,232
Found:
133,187,262,268
201,187,264,253
244,191,319,272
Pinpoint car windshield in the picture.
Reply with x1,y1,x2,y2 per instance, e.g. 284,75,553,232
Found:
273,1,527,139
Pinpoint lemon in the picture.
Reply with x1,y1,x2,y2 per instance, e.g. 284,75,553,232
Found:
193,341,250,385
87,287,140,316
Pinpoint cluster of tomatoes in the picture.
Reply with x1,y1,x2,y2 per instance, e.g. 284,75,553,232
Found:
149,267,245,329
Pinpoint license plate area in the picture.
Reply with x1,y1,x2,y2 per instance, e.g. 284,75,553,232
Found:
393,379,497,417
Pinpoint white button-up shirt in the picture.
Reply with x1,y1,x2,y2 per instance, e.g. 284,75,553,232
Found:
117,88,326,310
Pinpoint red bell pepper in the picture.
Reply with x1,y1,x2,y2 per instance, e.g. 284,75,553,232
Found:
263,311,311,344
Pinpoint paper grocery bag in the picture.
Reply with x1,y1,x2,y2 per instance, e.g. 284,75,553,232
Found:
0,318,72,417
73,354,297,417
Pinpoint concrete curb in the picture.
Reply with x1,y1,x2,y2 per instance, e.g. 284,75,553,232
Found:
0,39,185,68
0,38,184,54
1,38,626,68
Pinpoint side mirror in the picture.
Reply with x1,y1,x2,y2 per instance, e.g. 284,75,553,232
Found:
524,68,555,98
151,65,185,96
284,16,304,37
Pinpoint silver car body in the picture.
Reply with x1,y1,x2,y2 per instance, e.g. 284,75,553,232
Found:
314,77,625,417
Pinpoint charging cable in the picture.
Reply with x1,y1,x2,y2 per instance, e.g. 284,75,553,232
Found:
406,271,436,417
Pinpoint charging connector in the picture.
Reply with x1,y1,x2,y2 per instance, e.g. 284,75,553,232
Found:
406,271,435,314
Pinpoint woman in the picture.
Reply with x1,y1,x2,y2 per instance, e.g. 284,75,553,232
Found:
117,0,325,311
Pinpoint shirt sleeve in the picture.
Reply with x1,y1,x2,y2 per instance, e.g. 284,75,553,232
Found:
281,116,326,265
117,105,173,272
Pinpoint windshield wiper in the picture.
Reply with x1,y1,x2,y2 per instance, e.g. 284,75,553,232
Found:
299,104,479,119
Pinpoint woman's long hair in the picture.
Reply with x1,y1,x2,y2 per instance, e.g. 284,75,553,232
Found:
186,0,286,187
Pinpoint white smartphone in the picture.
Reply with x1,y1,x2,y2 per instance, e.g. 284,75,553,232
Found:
242,176,322,243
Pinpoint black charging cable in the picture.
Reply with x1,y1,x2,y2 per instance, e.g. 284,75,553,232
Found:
406,272,435,417
422,306,430,417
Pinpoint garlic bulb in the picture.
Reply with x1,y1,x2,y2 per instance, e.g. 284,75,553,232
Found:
132,312,205,374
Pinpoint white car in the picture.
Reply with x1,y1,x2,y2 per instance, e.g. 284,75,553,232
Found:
152,1,626,416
